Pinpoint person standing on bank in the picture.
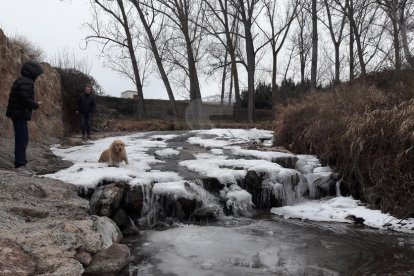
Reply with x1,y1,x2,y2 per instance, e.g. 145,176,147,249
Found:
6,61,44,176
76,85,96,140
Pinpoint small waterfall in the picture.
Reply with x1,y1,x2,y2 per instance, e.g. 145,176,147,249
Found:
138,183,158,226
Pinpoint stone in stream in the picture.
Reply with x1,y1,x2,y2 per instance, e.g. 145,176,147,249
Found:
201,177,223,195
84,243,130,275
192,206,218,222
122,185,144,219
242,171,280,209
271,155,298,169
0,239,37,276
90,182,126,217
112,208,140,236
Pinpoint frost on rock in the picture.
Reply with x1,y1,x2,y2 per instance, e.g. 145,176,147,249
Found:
222,185,254,216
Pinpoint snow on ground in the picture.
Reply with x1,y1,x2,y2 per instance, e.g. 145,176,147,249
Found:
193,128,273,141
271,197,414,234
187,136,235,148
46,133,180,188
228,145,296,162
155,148,180,157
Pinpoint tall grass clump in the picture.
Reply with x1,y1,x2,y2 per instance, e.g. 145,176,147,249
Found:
274,69,414,218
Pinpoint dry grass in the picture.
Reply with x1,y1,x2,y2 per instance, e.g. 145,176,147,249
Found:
274,70,414,218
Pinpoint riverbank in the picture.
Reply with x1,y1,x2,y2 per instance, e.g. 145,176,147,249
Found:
274,69,414,219
0,140,130,275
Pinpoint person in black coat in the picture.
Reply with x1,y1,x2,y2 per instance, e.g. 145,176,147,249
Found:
6,61,44,176
76,85,96,139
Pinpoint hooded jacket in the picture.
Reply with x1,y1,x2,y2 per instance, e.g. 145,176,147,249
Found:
6,61,44,121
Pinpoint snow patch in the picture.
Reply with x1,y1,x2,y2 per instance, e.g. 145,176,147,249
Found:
271,197,414,234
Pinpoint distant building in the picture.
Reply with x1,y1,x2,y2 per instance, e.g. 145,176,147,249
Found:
121,90,139,99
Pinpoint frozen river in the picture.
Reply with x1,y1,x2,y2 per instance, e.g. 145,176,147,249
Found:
126,215,414,276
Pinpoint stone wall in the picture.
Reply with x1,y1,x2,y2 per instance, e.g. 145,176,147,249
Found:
0,29,64,140
96,96,273,122
96,96,234,121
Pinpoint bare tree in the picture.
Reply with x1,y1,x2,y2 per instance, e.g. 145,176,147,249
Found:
311,0,318,90
86,0,146,119
146,0,205,124
130,0,178,120
292,4,313,84
321,0,347,83
260,0,298,105
202,0,243,120
377,0,414,68
229,0,263,123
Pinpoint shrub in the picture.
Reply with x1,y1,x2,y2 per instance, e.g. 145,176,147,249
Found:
10,35,43,62
274,69,414,218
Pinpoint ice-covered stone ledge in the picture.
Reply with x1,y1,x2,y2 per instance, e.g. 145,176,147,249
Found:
271,197,414,234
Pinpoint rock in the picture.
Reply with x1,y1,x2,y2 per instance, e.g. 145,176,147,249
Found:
63,223,82,234
122,185,144,219
75,250,92,266
84,243,130,275
241,171,267,208
271,156,298,169
25,183,47,198
345,214,365,225
177,197,198,219
90,182,126,217
0,239,36,276
201,177,223,194
9,207,49,218
112,209,130,230
47,259,84,276
112,209,139,236
313,172,337,197
93,216,123,249
192,206,218,222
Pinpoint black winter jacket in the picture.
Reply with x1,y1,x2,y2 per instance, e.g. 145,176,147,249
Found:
6,61,44,121
77,93,96,114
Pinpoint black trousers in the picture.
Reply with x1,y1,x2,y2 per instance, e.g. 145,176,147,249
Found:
80,112,91,135
12,119,29,168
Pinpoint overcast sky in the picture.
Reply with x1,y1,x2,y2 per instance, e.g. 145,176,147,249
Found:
0,0,189,99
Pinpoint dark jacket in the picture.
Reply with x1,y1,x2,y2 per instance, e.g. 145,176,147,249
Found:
6,61,44,121
77,93,96,114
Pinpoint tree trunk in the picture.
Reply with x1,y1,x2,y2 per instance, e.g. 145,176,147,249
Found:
348,0,366,76
399,17,414,68
183,21,202,125
311,0,318,90
131,0,178,120
245,28,255,123
228,71,233,106
220,54,228,107
334,43,340,84
117,0,145,119
349,14,355,80
392,18,401,70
